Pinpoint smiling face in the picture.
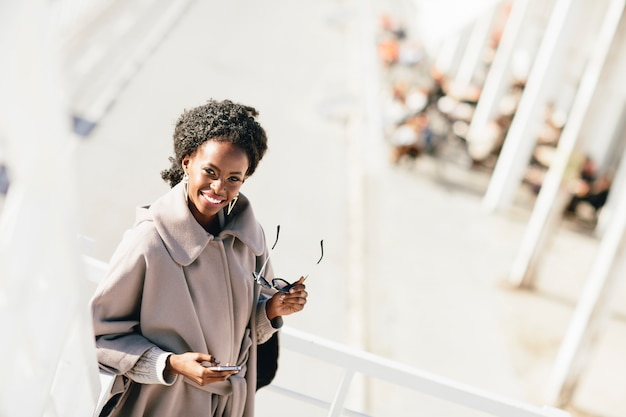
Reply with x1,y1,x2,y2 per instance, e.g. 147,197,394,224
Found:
182,140,249,229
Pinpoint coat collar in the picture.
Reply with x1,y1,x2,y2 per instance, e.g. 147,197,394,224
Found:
137,182,265,266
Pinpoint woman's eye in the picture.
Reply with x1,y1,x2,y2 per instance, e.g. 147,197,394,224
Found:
204,169,217,177
229,177,242,183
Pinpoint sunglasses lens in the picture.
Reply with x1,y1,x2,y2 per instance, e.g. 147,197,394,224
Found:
253,273,273,289
272,278,292,293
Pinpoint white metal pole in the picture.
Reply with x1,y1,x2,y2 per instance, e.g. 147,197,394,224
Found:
342,0,383,412
435,33,464,75
467,0,530,148
0,1,100,416
547,45,626,406
482,0,574,212
328,370,356,417
508,0,625,287
546,158,626,406
454,6,498,88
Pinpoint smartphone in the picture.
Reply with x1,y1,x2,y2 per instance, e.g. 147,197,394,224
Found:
208,365,241,372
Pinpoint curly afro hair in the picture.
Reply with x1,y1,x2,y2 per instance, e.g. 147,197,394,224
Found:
161,99,268,188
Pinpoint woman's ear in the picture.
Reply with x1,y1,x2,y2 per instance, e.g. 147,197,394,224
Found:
182,157,190,173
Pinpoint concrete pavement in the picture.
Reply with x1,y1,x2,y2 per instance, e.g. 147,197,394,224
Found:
62,0,194,135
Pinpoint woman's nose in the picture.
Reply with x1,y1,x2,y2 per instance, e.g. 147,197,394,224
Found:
212,179,227,193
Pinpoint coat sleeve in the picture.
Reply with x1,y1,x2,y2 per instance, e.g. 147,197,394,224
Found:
255,252,282,344
90,225,160,375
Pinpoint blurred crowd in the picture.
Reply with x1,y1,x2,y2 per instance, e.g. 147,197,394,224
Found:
374,9,612,226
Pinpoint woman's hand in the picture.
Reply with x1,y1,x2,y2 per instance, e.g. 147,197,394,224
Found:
266,276,308,320
166,352,238,386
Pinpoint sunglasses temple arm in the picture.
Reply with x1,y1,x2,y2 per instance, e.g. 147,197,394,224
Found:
317,240,324,264
271,225,280,250
258,225,280,277
258,252,273,277
259,225,280,275
304,240,324,280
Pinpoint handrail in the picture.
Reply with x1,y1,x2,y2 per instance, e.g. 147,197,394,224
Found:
84,256,569,417
270,327,571,417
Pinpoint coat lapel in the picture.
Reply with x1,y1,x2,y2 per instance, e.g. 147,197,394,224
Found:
147,183,265,265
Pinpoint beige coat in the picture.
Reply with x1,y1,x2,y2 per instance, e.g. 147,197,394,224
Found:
91,183,277,417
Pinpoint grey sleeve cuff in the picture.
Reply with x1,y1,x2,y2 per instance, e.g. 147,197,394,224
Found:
256,299,282,344
126,346,177,385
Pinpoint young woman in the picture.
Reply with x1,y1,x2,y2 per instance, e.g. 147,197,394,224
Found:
91,99,308,417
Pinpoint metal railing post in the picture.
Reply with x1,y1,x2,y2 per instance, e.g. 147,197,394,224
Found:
328,370,355,417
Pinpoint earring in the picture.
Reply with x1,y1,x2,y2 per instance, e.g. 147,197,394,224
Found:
227,194,239,215
182,172,189,201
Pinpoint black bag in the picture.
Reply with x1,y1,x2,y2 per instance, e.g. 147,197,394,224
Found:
256,332,279,390
96,374,130,417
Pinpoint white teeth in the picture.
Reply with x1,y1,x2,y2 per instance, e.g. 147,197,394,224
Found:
202,193,223,204
200,191,224,205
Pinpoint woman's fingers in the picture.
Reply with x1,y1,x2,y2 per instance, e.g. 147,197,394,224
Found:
169,352,239,386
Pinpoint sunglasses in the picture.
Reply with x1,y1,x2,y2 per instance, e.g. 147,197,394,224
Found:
252,225,324,293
